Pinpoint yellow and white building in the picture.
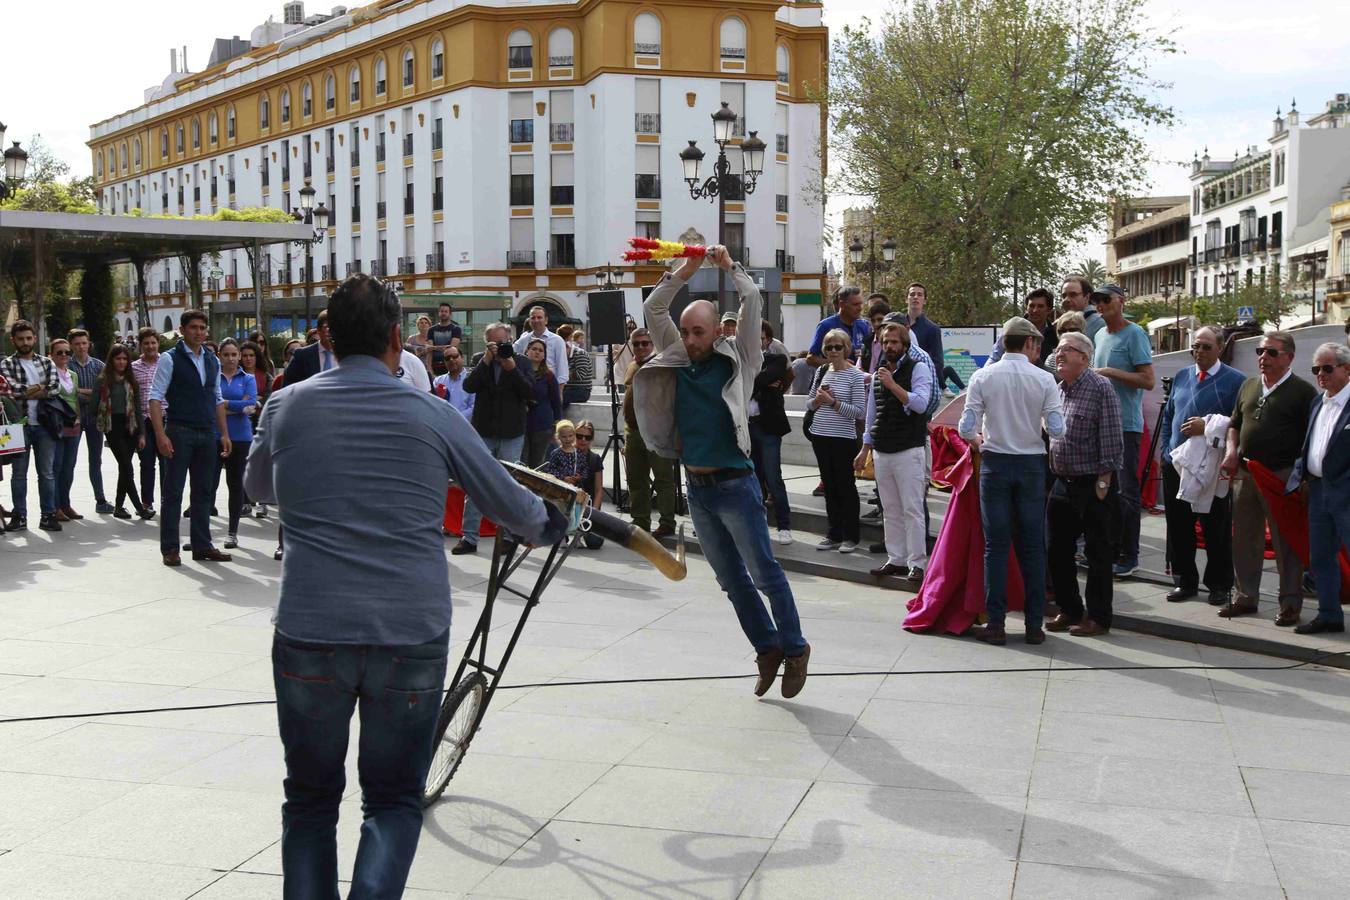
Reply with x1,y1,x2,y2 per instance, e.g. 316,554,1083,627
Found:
88,0,828,349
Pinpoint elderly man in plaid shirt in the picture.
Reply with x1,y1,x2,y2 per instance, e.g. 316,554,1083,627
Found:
1046,331,1124,636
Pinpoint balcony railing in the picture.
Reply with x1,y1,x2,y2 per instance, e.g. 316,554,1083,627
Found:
277,268,291,286
550,185,575,205
1188,252,1197,266
720,47,747,59
1203,248,1218,263
776,133,789,154
402,134,413,157
634,42,661,55
548,55,573,67
776,250,795,271
376,201,387,220
635,113,661,134
346,261,362,276
321,264,332,280
550,122,574,142
1270,232,1282,249
507,250,536,268
426,251,445,272
509,119,534,143
1241,238,1255,255
508,47,533,70
397,256,415,275
370,259,387,277
1256,234,1268,251
635,174,661,199
547,249,576,268
776,194,789,213
158,280,169,294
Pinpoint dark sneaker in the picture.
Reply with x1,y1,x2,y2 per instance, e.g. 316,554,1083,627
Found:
6,514,28,532
754,649,784,697
451,540,478,555
138,508,156,520
113,507,133,520
95,501,116,514
781,644,811,699
39,515,62,532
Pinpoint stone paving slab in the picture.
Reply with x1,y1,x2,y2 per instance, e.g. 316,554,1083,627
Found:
2,456,1350,897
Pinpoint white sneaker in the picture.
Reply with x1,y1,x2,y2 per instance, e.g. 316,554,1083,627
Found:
838,541,860,554
775,530,793,545
943,388,957,399
816,538,840,551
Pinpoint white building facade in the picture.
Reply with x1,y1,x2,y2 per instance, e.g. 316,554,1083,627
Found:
89,0,828,351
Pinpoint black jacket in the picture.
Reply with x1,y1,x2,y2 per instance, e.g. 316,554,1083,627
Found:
463,353,533,439
751,351,791,437
283,343,323,385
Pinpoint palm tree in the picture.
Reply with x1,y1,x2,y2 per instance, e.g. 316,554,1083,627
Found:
1074,258,1108,284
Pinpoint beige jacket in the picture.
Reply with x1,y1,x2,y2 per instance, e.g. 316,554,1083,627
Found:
632,263,764,460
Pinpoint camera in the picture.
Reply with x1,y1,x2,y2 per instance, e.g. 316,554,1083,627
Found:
495,341,514,359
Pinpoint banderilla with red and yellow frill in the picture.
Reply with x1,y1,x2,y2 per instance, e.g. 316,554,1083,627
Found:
621,237,709,262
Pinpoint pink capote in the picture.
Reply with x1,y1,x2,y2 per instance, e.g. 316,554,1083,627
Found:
904,447,1025,634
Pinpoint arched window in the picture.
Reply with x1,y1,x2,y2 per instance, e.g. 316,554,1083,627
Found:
507,29,533,70
119,143,128,173
302,81,313,117
325,74,336,111
227,106,236,139
431,38,444,79
260,93,271,129
96,151,104,179
175,124,185,153
191,118,201,149
403,49,415,88
161,130,169,159
547,28,574,67
634,12,661,55
133,137,142,168
350,65,362,103
164,315,173,333
106,150,114,176
209,111,218,144
374,57,387,96
720,17,747,60
776,44,790,85
280,88,291,123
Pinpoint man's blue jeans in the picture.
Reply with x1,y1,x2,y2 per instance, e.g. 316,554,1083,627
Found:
82,418,107,503
979,452,1048,631
10,425,57,517
687,471,806,656
272,628,449,900
53,432,81,510
460,434,525,546
1307,479,1349,625
159,424,218,553
749,420,791,531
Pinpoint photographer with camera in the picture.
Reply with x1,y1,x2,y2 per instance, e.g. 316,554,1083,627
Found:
453,322,534,555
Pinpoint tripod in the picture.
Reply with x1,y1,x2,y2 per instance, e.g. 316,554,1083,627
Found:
598,344,627,511
1143,375,1174,574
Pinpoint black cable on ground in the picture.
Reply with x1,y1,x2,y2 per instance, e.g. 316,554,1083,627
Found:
1,650,1346,726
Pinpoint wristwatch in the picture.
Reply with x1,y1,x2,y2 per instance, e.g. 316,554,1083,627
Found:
1096,480,1108,490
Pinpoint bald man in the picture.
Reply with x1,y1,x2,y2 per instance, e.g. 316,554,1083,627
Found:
632,246,810,699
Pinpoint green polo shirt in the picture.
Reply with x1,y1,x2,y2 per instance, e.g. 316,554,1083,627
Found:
1229,373,1316,470
674,354,752,470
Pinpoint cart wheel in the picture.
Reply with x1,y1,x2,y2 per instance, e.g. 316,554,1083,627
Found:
422,672,488,807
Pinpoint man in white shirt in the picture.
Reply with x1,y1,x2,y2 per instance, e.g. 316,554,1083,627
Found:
958,316,1065,646
395,349,431,392
512,305,569,387
1286,342,1350,634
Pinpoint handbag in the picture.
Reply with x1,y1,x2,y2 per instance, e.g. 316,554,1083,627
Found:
802,363,828,440
0,403,26,464
858,446,875,480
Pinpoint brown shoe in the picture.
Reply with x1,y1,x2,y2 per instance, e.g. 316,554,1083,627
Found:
754,648,784,697
781,644,811,699
1274,609,1300,627
1025,628,1046,645
654,523,676,538
1218,602,1259,619
869,562,908,578
162,551,182,567
1045,613,1077,633
972,625,1007,645
61,506,83,520
1069,618,1109,637
53,510,70,522
192,548,233,562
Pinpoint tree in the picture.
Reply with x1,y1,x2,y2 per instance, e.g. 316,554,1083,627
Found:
1074,258,1108,285
1190,281,1298,330
80,263,118,356
828,0,1175,325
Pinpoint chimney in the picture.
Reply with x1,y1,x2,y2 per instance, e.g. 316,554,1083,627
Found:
170,47,177,73
182,45,188,71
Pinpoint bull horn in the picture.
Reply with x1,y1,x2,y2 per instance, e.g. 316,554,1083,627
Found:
584,508,687,581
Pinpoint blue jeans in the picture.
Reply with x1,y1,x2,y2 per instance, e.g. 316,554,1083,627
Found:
272,628,449,900
461,433,525,546
749,420,791,530
10,424,57,517
53,432,81,510
687,471,806,656
160,424,219,554
83,418,107,503
979,452,1048,631
1307,479,1349,625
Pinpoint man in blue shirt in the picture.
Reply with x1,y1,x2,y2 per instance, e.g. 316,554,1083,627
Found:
1090,283,1155,577
244,274,566,900
432,345,474,418
808,286,870,366
904,282,945,378
633,246,810,699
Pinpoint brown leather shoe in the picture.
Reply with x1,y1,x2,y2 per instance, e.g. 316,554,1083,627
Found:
1069,618,1109,637
61,506,83,520
192,548,233,562
654,523,676,538
972,625,1007,645
754,648,784,697
162,551,182,567
781,644,810,699
1045,613,1077,633
1218,602,1259,618
53,510,70,522
1025,628,1046,645
1274,609,1300,627
869,562,908,578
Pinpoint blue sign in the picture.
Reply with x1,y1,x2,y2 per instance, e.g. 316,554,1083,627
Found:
1238,305,1255,321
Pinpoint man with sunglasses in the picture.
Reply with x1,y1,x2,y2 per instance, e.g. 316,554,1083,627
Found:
1159,326,1246,606
1284,343,1350,634
1220,332,1315,623
622,327,676,538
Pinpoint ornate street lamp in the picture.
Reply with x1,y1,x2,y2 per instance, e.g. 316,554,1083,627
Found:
849,228,896,293
291,178,329,332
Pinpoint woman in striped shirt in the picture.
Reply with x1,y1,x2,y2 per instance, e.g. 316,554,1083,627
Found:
808,328,868,552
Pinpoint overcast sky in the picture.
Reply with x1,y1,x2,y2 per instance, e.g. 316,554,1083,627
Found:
7,0,1347,268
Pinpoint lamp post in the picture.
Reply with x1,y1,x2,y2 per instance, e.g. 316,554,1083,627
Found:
1307,255,1321,327
847,228,896,294
0,124,30,342
291,178,329,335
679,102,765,311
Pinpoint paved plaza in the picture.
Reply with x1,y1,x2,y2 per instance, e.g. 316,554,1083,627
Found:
3,467,1350,899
